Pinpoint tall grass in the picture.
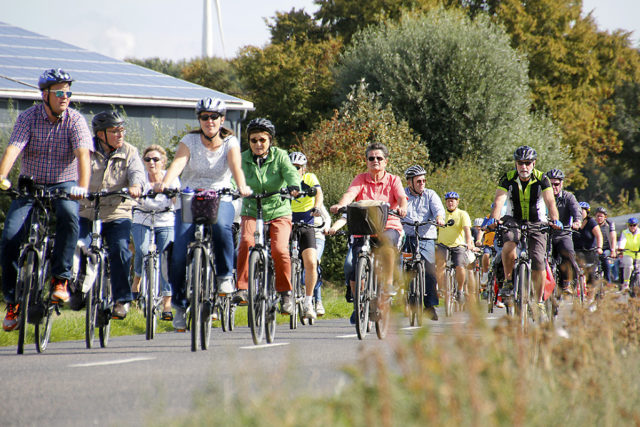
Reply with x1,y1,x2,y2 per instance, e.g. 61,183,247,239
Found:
156,297,640,426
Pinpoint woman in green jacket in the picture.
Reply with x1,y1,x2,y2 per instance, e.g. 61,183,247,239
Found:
235,118,300,314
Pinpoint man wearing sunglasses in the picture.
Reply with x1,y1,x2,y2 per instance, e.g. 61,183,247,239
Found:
546,168,582,294
487,146,561,320
618,217,640,293
0,68,93,331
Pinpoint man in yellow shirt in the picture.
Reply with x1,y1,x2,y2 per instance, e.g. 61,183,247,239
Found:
618,217,640,293
436,192,476,302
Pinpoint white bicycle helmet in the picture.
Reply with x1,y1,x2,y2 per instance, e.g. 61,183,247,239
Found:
289,151,307,166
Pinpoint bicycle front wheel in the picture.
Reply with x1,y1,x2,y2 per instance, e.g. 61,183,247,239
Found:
375,275,391,340
145,259,157,340
444,269,455,317
248,250,266,345
200,257,214,350
98,256,112,348
265,262,277,343
516,262,531,331
35,255,53,353
354,256,372,340
189,247,203,352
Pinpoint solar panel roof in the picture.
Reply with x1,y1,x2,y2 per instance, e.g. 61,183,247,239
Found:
0,21,253,110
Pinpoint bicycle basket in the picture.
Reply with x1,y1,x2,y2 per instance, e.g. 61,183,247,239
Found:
346,200,388,235
191,189,220,224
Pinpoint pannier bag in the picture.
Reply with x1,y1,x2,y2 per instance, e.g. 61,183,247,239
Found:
191,189,221,224
346,200,389,235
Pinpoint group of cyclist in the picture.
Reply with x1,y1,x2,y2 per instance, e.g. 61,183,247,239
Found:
0,68,328,334
1,68,636,336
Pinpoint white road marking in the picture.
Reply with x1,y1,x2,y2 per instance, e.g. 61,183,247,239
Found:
69,356,155,368
401,326,421,331
240,342,289,350
336,334,359,338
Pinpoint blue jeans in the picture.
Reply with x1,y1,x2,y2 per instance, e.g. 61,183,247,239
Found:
131,223,174,297
403,236,438,307
0,181,79,304
170,201,235,309
79,218,132,303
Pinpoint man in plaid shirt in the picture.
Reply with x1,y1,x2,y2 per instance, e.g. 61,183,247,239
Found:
0,68,92,331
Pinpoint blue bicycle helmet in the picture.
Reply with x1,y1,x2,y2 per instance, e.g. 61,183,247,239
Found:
38,68,73,90
628,217,638,226
247,118,276,138
579,201,590,212
444,191,459,200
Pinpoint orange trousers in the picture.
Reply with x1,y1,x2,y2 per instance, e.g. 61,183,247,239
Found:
237,215,292,293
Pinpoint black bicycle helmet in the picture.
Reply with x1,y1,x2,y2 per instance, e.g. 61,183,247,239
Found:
404,165,426,180
247,118,276,138
513,145,537,161
546,168,565,180
595,207,607,215
92,111,125,135
38,68,73,90
195,97,226,116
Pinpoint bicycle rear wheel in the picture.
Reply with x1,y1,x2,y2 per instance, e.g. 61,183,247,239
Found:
189,247,203,352
354,256,371,340
17,251,37,355
265,263,277,343
145,259,157,340
98,256,112,348
228,301,236,331
35,256,53,353
247,250,266,344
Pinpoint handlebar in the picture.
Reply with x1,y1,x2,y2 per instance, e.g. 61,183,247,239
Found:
86,188,132,202
401,218,454,228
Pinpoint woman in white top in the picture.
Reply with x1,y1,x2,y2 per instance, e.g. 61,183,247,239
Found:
157,97,251,331
131,145,178,320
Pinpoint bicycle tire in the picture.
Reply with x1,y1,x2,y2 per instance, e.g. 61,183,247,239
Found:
265,262,277,343
201,255,215,350
516,263,530,331
189,247,203,352
17,251,36,355
85,276,97,348
247,250,266,344
487,271,495,314
290,260,301,329
228,302,236,331
98,256,112,348
416,261,425,326
408,265,417,327
145,258,157,340
354,256,371,340
220,296,229,332
35,255,53,353
444,268,454,317
375,274,390,340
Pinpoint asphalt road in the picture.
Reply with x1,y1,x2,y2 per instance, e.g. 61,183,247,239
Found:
0,301,562,427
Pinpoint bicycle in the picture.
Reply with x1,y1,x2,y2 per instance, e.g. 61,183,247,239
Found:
83,188,134,348
245,188,293,345
132,189,177,340
401,218,453,326
575,248,603,307
2,176,68,354
496,222,551,331
183,187,239,351
289,208,324,329
438,244,466,317
621,249,640,298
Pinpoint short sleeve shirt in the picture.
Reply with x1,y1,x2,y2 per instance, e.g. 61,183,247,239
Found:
498,169,552,222
437,208,471,248
9,104,93,184
292,172,320,224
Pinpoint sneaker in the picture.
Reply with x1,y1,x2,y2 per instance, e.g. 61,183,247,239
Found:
621,283,630,293
303,300,317,320
345,285,353,303
232,290,248,305
51,278,70,303
315,300,325,316
112,302,130,319
173,306,187,331
495,300,506,309
3,303,19,331
499,280,514,297
481,272,489,285
562,282,573,295
426,306,438,321
384,283,397,297
280,291,293,315
349,310,356,325
217,276,235,295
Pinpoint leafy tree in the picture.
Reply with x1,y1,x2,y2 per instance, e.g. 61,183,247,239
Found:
234,38,342,148
334,8,568,172
267,8,329,45
125,57,185,78
180,57,244,98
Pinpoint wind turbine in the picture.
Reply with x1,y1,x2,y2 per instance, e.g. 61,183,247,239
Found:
203,0,226,58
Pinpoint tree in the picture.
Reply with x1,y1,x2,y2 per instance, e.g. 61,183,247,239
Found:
334,8,569,172
180,57,244,98
267,8,329,45
234,38,342,148
125,57,185,78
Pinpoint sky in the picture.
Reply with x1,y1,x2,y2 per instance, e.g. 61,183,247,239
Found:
1,0,638,61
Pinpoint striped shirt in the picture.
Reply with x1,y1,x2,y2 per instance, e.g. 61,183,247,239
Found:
9,104,93,184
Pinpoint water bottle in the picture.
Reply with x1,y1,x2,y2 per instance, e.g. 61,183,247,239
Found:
181,187,195,223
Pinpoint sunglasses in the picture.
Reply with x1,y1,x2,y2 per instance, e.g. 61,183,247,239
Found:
551,182,562,187
250,137,268,144
414,179,426,184
294,165,303,170
630,224,638,227
199,113,221,121
144,157,161,163
52,90,72,98
517,160,533,166
368,156,385,162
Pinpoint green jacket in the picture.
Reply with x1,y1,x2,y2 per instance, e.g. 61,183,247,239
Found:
241,146,300,221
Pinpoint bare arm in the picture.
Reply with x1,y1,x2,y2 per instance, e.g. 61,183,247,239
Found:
158,142,189,191
542,189,559,222
0,145,22,180
73,147,91,199
611,230,618,256
593,224,603,254
464,226,474,250
490,189,507,221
